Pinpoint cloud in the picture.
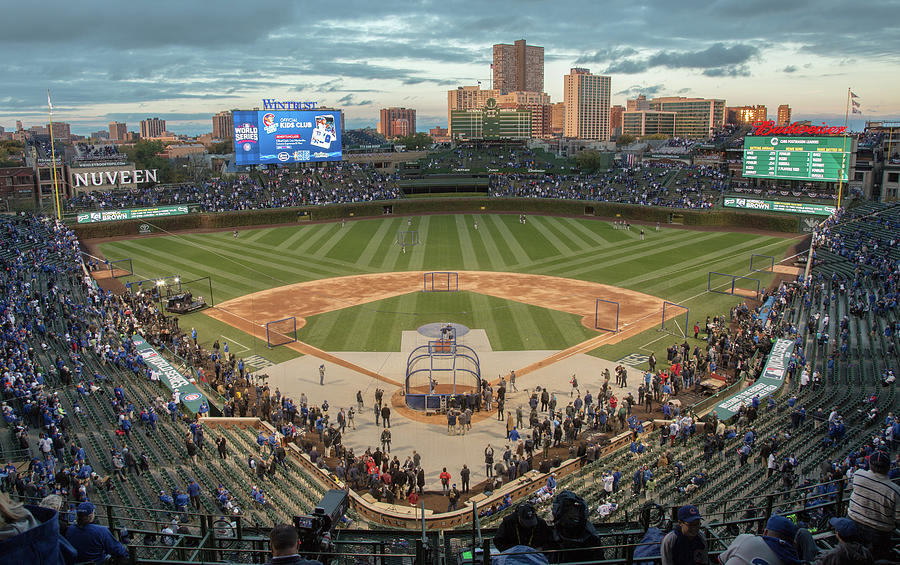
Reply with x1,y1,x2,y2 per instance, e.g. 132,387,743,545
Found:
615,84,665,97
782,65,798,73
605,43,759,76
575,46,639,64
335,94,372,107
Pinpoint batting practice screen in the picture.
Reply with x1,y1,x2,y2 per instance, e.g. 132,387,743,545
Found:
266,317,298,347
423,272,459,292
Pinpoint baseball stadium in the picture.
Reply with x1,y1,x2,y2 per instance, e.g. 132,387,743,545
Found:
2,135,899,564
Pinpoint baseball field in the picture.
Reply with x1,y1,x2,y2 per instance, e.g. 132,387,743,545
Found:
95,213,800,375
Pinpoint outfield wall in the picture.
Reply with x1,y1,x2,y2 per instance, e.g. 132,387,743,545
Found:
71,197,801,239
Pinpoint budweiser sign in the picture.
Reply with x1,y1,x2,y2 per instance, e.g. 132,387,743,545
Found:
751,121,846,136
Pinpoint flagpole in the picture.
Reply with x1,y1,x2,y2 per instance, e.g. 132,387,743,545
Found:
47,89,62,220
836,88,851,210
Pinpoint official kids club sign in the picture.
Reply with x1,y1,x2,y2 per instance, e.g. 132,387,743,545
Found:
232,109,342,166
714,338,795,419
132,335,206,414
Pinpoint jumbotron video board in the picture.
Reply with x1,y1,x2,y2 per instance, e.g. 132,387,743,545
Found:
742,136,849,182
233,110,342,166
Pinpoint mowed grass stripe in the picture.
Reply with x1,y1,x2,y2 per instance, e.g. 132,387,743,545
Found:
613,233,771,287
479,215,516,268
468,217,500,270
406,216,429,272
324,219,384,264
365,218,400,270
255,226,294,247
470,214,508,270
275,225,313,250
534,229,709,278
353,218,399,268
544,217,600,251
560,217,610,247
208,230,376,275
529,216,578,257
486,215,530,265
291,222,341,254
107,240,258,299
178,234,351,281
421,216,464,271
503,215,561,262
454,215,481,271
314,221,359,258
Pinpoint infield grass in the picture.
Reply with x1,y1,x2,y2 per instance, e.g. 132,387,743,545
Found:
97,214,798,368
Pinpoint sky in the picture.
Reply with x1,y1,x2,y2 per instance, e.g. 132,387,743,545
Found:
1,0,899,136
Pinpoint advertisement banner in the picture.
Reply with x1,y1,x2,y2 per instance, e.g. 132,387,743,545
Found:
714,338,794,419
132,335,205,414
723,197,835,216
76,204,196,224
233,109,342,166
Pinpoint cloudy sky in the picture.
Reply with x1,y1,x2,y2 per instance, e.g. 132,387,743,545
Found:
2,0,898,136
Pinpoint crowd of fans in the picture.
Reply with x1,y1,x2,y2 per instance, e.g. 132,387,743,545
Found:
74,143,121,161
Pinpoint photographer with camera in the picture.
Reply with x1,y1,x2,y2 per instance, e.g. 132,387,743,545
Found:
493,501,553,554
548,490,602,563
268,524,323,565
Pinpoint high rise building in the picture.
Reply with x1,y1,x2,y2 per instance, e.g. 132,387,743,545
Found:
212,111,234,140
726,105,767,126
777,104,792,125
377,107,417,138
550,102,565,136
497,91,552,138
648,97,725,138
47,122,70,141
140,117,166,139
15,120,23,131
108,122,127,142
447,86,499,136
492,39,544,95
610,105,625,135
563,68,611,140
626,95,650,112
622,111,677,137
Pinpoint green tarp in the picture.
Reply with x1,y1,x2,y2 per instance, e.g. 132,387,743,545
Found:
714,338,795,419
132,335,206,414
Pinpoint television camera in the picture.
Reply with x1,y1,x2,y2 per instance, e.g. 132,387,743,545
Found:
293,489,349,563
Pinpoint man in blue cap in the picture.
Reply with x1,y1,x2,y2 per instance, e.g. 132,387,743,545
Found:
811,517,874,565
660,504,708,564
718,515,800,565
64,501,128,564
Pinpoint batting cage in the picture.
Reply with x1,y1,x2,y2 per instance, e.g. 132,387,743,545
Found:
749,254,775,273
265,316,298,348
661,301,689,338
423,271,459,292
396,230,419,247
404,341,481,411
708,272,761,300
594,298,620,332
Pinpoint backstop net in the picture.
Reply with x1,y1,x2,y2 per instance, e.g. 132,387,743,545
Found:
750,254,775,273
265,317,297,348
708,272,761,300
661,301,689,338
594,299,620,332
423,271,459,292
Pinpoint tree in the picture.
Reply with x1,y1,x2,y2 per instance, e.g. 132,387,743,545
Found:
209,139,233,155
393,132,432,150
0,140,25,167
616,134,636,147
122,140,173,183
574,150,609,173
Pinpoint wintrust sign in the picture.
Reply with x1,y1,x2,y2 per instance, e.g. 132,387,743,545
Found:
72,169,158,188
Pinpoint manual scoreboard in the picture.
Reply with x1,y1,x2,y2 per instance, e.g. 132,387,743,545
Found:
742,136,850,182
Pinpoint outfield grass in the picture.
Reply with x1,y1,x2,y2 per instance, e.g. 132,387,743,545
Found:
97,214,798,368
300,290,597,351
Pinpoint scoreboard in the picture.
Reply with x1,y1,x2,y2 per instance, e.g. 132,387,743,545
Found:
742,136,850,182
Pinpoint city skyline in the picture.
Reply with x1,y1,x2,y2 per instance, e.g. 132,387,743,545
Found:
1,0,898,136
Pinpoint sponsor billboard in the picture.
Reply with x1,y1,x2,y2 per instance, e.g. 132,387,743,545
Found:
132,335,205,414
76,204,198,223
714,338,794,419
723,197,835,216
233,110,342,166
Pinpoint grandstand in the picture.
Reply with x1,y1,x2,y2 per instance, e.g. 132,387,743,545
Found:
1,198,897,564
